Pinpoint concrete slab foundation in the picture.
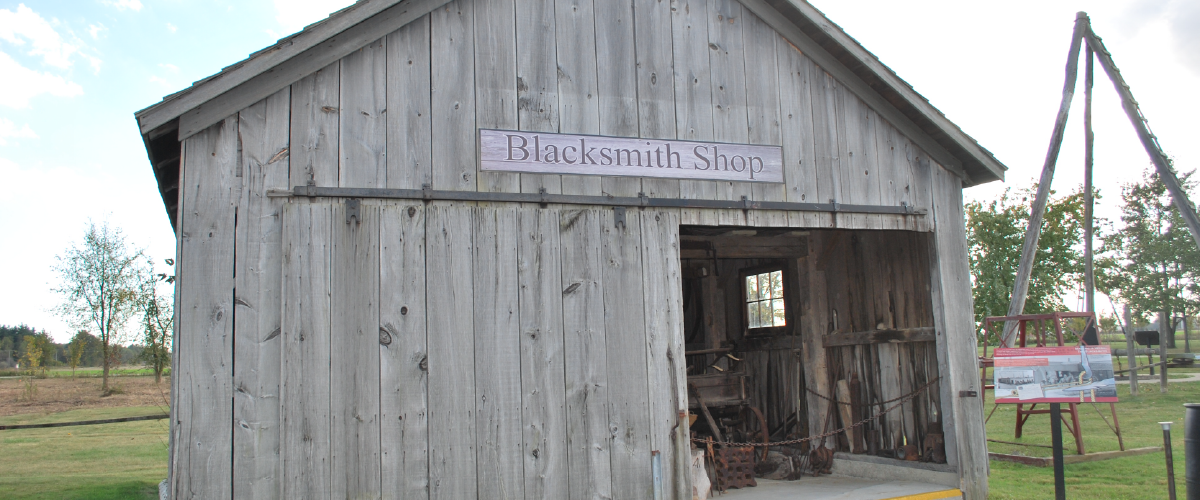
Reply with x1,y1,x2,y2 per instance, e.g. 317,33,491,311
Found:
718,477,962,500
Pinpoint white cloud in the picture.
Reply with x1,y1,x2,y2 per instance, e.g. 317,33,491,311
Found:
273,0,354,33
149,75,169,86
166,22,177,34
0,118,37,145
102,0,143,12
0,4,79,69
1167,0,1200,74
87,23,106,40
158,62,178,73
0,51,83,108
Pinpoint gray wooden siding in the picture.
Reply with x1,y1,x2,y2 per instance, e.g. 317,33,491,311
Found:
272,0,938,231
272,202,690,499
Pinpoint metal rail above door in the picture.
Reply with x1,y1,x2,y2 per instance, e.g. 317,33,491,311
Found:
269,185,926,216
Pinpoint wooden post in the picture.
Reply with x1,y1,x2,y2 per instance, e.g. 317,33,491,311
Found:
1051,403,1066,500
1124,305,1139,396
1083,44,1095,316
1160,311,1169,393
836,380,859,453
1001,13,1088,347
1083,21,1200,254
1186,313,1191,354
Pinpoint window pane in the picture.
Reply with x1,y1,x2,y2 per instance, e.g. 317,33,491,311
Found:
746,275,758,301
748,301,761,328
758,301,770,328
771,271,784,299
772,298,786,326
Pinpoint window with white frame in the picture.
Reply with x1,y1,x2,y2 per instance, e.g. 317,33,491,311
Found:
745,269,786,329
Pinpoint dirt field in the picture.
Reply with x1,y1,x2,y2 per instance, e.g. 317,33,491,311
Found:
0,374,170,417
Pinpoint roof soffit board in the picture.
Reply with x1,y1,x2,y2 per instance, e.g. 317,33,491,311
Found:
135,0,450,140
739,0,1006,186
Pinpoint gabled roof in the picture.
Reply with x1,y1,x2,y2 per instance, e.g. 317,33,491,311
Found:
136,0,1006,229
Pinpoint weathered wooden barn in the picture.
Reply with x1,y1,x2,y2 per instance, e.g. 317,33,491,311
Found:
136,0,1003,498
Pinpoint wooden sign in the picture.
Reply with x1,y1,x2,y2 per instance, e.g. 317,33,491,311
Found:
479,129,783,183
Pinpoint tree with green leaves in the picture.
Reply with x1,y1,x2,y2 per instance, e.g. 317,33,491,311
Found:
966,185,1089,340
1098,169,1200,347
140,280,173,384
67,331,88,378
52,222,152,393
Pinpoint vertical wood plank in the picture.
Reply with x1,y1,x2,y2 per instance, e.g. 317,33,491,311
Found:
742,16,784,226
379,203,430,499
555,0,602,196
426,204,477,500
174,117,238,499
640,210,689,500
670,0,716,224
593,0,642,198
835,88,882,229
559,209,613,500
600,209,654,499
633,0,679,198
329,201,381,498
290,63,340,188
280,202,333,500
885,127,916,231
473,0,520,193
387,17,434,190
706,0,750,226
928,165,986,496
778,48,821,228
340,38,387,188
809,69,842,228
473,207,526,499
431,1,477,191
910,149,935,232
516,0,563,195
802,236,832,447
233,89,290,500
873,120,906,230
517,208,570,499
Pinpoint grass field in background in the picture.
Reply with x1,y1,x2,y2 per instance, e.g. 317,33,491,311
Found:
0,406,167,500
0,366,168,378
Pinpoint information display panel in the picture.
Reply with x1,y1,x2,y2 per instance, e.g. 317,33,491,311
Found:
993,346,1117,403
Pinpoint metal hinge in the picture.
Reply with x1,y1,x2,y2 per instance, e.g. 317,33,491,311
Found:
346,199,361,225
614,206,627,229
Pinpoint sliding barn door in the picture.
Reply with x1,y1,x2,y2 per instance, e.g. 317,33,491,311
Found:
278,201,688,499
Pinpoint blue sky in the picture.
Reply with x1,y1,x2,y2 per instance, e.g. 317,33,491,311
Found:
0,0,1197,342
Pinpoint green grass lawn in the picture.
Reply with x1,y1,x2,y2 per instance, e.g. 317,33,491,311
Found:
985,380,1197,499
0,367,168,378
0,406,168,500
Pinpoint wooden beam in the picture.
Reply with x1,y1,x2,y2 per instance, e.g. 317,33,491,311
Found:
988,447,1162,467
679,235,808,259
1001,13,1088,348
1083,23,1200,254
824,327,935,347
736,335,803,352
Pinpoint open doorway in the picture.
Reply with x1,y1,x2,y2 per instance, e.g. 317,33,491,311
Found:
682,226,950,489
